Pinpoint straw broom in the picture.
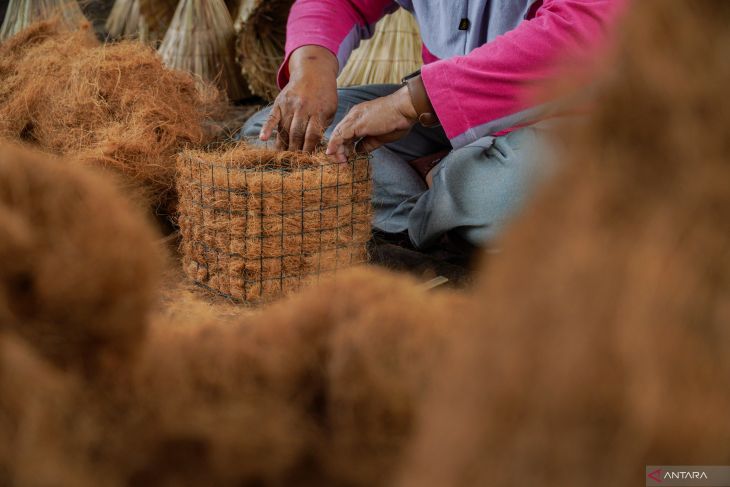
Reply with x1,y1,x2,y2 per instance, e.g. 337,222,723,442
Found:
158,0,248,101
105,0,147,41
0,0,87,41
338,8,422,87
235,0,294,101
225,0,239,17
137,0,176,39
106,0,177,45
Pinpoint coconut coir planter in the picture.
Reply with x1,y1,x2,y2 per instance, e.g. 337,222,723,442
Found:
177,144,372,303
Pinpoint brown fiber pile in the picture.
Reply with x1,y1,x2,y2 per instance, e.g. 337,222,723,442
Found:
0,333,97,486
111,268,466,486
398,1,730,486
0,141,457,487
177,144,372,303
0,21,224,213
0,142,160,377
5,2,730,484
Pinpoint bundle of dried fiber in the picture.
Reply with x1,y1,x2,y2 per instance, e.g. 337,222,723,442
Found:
0,142,161,377
225,0,239,18
398,1,730,486
236,0,295,101
0,0,87,41
0,21,225,214
176,144,372,303
338,8,422,88
137,0,177,40
105,0,145,41
159,0,248,101
231,0,256,31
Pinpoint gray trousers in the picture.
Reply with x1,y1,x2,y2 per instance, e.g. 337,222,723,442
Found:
239,84,551,249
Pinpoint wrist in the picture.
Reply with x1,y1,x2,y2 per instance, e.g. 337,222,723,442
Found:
404,74,439,127
289,45,338,82
394,86,419,121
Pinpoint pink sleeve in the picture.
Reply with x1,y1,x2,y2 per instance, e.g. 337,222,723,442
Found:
277,0,397,88
421,0,627,148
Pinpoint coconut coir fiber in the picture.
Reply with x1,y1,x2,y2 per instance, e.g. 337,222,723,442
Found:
113,268,467,486
0,141,160,377
1,253,466,485
0,142,463,484
398,1,730,486
177,144,372,303
0,21,225,214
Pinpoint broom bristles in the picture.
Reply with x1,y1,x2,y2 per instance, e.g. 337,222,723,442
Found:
105,0,140,40
106,0,172,45
0,0,88,41
137,0,177,36
235,0,293,101
338,8,423,87
159,0,248,101
232,0,257,32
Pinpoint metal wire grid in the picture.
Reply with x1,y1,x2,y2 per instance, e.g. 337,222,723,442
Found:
178,150,372,303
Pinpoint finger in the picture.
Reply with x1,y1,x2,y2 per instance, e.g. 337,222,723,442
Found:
328,134,351,163
326,127,345,162
340,139,357,163
260,105,281,141
276,115,294,151
275,104,297,150
326,117,358,159
302,117,325,153
287,113,309,151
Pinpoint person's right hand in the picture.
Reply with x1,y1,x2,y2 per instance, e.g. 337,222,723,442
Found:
260,45,339,153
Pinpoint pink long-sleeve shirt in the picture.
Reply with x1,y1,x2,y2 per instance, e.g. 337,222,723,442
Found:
278,0,624,148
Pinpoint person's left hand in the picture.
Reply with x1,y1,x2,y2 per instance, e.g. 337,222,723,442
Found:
326,86,418,163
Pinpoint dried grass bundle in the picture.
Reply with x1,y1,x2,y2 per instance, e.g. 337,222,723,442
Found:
105,0,170,46
105,0,144,40
236,0,294,101
0,142,160,377
177,144,372,303
225,0,239,17
0,0,87,41
338,8,422,88
137,0,177,37
0,21,225,213
399,1,730,486
159,0,248,101
232,0,256,31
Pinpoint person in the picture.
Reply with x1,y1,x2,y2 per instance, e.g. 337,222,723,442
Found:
240,0,624,249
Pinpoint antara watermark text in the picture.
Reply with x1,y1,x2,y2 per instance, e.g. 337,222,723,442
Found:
646,466,730,486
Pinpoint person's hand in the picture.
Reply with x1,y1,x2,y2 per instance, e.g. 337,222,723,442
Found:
326,86,418,163
260,45,339,152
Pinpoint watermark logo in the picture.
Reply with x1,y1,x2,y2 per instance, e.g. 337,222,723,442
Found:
648,469,663,483
646,466,730,486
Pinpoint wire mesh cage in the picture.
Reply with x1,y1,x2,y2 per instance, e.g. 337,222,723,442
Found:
176,143,372,304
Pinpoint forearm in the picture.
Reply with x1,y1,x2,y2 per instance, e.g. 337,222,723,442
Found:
421,0,626,148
